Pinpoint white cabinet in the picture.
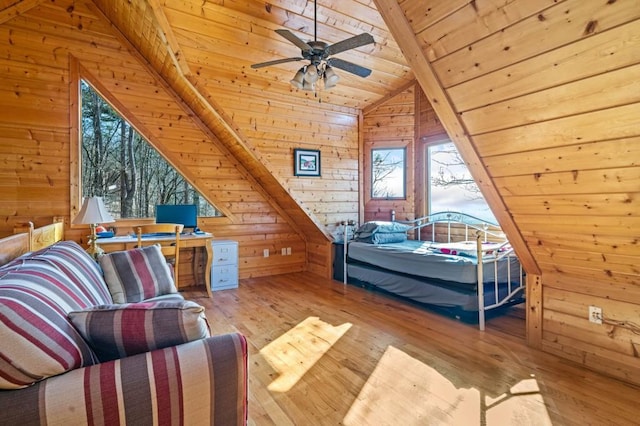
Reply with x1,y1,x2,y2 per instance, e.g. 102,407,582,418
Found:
210,240,238,291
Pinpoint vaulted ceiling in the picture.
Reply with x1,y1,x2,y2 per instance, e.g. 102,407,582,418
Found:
94,0,414,110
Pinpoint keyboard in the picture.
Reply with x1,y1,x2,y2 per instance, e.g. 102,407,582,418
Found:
140,232,175,238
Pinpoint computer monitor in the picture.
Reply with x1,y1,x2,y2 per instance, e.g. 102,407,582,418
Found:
155,204,198,230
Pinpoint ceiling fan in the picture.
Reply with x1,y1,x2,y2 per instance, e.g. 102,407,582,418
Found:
250,0,375,91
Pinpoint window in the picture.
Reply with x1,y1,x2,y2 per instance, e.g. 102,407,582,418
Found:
428,142,496,223
80,80,222,219
371,148,406,199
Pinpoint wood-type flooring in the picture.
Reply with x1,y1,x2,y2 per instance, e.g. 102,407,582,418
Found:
183,273,639,425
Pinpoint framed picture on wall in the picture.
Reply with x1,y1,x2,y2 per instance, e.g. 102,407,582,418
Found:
293,149,321,177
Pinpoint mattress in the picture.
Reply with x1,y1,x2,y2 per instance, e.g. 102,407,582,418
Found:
347,240,519,285
347,263,478,310
346,263,524,312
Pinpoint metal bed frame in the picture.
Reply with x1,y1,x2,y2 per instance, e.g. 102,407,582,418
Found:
342,211,524,330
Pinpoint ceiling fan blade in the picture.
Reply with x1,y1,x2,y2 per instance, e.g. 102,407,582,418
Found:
326,33,374,56
328,58,372,78
251,57,304,69
275,29,313,52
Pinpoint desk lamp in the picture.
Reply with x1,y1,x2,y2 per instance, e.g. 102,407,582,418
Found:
73,196,115,258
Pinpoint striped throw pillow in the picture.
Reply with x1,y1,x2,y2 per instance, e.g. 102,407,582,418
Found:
68,300,210,362
0,264,99,389
99,244,177,303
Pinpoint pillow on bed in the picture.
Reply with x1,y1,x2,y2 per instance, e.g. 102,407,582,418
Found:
354,221,410,242
431,241,503,258
369,232,407,244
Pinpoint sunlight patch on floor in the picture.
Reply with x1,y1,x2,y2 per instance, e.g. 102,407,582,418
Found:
259,316,352,392
343,346,551,426
485,377,552,426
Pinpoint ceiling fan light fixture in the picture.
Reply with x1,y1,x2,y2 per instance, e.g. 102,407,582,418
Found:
304,64,319,83
290,67,305,89
324,66,340,89
252,0,374,97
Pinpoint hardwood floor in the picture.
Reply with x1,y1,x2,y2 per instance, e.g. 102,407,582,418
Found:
183,273,640,426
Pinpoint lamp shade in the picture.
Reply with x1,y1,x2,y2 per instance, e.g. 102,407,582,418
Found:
73,196,115,225
290,67,305,89
324,66,340,89
303,65,319,83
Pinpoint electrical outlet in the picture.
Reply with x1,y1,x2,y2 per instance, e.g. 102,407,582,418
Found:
263,249,269,258
589,306,603,324
281,248,286,255
286,247,291,255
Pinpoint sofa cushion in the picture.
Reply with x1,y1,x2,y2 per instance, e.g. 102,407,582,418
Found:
68,300,210,362
99,244,178,303
0,262,99,390
16,240,113,306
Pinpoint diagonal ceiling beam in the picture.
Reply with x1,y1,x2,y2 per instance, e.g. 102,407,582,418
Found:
0,0,41,25
145,0,191,77
373,0,540,275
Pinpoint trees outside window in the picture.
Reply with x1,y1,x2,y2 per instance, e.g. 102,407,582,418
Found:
371,148,406,199
428,142,496,223
80,80,221,219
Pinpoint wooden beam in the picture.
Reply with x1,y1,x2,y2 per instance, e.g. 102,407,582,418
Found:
526,274,543,348
372,0,540,276
362,78,417,115
0,0,41,25
68,55,81,222
145,0,192,77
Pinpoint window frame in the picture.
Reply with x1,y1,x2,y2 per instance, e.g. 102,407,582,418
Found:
69,56,226,227
370,146,407,200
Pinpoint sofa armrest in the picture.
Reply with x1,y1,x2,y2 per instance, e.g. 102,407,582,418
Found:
0,333,248,426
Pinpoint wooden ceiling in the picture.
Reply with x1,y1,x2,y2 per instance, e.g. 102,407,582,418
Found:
85,0,416,247
96,0,414,111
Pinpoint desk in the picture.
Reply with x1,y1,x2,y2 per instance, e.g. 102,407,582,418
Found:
95,233,214,297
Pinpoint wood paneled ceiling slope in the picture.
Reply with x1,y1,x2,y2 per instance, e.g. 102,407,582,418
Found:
88,0,414,245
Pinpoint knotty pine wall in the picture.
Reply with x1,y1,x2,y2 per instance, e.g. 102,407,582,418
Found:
0,1,312,281
363,85,416,222
90,0,365,278
155,0,363,273
363,83,448,223
378,0,640,385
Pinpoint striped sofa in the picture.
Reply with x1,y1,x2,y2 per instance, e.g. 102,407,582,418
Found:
0,240,248,425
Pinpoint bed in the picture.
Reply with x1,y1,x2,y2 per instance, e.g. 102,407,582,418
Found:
340,212,525,330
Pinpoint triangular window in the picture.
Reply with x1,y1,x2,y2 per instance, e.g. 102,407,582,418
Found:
80,80,222,219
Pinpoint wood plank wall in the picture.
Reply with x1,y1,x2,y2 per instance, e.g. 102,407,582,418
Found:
158,0,362,231
363,83,448,224
0,1,309,281
90,0,368,279
384,0,640,385
363,85,416,222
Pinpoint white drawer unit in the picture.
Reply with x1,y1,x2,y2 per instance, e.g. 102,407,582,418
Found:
210,240,239,291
